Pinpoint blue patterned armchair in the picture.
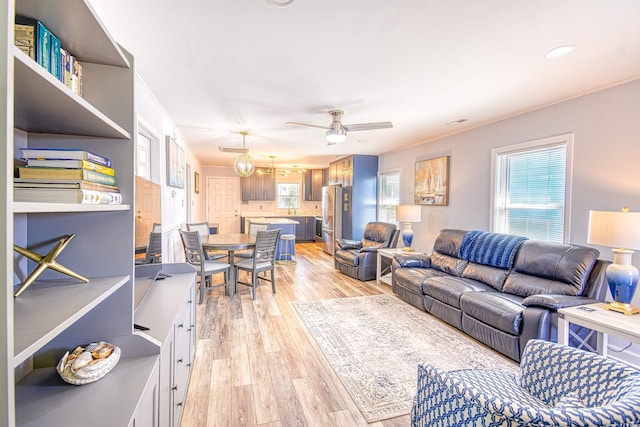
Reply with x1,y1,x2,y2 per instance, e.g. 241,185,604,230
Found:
412,339,640,426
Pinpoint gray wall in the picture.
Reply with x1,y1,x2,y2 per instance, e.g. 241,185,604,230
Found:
379,78,640,366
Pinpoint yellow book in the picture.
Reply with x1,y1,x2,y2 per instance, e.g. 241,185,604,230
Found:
25,159,115,176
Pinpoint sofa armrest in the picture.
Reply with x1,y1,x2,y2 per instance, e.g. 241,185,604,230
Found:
360,246,379,253
336,239,362,250
522,294,600,311
393,253,431,268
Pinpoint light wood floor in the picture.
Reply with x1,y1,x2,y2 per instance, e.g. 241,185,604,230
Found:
180,242,409,427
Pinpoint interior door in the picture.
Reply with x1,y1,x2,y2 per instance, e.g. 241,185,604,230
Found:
207,176,241,233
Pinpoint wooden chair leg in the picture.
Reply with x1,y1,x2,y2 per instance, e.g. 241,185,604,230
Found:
252,271,258,300
199,275,204,304
271,267,276,294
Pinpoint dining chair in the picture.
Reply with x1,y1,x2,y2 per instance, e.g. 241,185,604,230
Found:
236,223,269,259
135,231,162,265
179,230,231,304
186,221,227,260
234,228,280,300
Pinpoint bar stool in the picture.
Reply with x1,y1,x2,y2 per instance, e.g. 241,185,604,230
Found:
279,234,296,263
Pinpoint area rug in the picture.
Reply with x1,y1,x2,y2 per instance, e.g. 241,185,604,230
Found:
293,294,519,423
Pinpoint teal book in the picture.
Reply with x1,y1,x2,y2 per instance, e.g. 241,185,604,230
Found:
50,33,61,80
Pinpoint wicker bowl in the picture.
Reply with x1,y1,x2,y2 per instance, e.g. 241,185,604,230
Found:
56,342,121,385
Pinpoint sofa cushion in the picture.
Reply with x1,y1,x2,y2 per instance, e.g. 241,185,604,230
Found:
393,267,448,295
504,240,599,297
430,251,468,276
433,229,467,257
461,262,510,292
459,291,525,335
459,230,528,269
423,276,495,309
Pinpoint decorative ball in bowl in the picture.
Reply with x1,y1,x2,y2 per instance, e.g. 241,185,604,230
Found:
56,341,120,385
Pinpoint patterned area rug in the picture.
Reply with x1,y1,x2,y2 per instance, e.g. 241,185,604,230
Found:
293,294,519,423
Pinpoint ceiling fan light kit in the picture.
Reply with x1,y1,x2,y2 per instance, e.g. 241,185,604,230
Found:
286,109,393,145
233,132,255,177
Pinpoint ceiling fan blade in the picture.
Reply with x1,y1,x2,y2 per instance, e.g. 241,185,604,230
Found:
285,121,331,130
343,122,393,132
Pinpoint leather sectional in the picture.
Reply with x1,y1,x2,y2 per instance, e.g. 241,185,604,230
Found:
392,229,609,362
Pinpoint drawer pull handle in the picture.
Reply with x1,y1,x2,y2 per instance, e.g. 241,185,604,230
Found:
171,386,178,391
177,358,183,364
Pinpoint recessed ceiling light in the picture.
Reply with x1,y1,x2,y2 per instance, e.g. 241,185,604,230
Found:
266,0,297,7
545,45,576,59
358,139,368,143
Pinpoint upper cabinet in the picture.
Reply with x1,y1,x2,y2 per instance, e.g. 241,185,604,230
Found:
1,1,161,425
303,169,323,201
241,168,275,201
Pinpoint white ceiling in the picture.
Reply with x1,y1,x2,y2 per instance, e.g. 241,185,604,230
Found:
88,0,640,170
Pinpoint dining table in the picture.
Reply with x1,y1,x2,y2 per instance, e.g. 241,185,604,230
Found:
202,233,256,295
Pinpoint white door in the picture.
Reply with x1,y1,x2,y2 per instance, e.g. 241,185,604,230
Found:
207,177,241,233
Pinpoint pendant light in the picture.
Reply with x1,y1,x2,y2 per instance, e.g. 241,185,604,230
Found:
233,131,255,177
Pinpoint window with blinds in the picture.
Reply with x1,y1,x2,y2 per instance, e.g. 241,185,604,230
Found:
378,171,400,224
491,134,573,243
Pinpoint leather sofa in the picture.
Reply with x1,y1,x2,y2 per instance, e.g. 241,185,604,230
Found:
335,222,398,281
392,229,609,362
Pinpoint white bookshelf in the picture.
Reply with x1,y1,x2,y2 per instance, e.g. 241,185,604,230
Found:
1,1,164,426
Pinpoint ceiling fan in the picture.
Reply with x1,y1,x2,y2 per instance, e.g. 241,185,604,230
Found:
286,110,393,145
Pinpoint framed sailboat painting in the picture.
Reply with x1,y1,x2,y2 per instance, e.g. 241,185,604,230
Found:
415,156,450,206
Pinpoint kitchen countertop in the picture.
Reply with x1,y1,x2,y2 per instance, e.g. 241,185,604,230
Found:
247,217,300,224
241,213,321,218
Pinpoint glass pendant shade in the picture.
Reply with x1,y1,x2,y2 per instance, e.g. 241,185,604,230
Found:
234,153,255,177
234,132,255,177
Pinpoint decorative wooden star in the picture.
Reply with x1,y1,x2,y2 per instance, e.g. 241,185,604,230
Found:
13,234,89,298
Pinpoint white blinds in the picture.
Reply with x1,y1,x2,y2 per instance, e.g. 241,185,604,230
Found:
494,143,567,242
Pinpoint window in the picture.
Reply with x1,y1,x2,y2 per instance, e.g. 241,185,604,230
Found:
378,171,400,223
491,134,573,243
277,182,300,210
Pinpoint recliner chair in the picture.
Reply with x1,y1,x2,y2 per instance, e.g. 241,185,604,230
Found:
334,222,398,281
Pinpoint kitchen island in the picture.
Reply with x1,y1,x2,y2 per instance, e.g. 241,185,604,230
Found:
247,218,298,260
241,215,318,242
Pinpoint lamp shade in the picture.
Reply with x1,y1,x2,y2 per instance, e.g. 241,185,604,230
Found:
396,204,422,223
588,210,640,250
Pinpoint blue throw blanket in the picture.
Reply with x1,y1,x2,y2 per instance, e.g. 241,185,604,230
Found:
459,230,528,269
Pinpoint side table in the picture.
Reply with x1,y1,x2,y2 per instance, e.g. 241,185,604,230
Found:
376,248,424,285
558,303,640,357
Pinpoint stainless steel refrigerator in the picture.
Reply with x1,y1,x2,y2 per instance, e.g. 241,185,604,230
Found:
321,185,342,255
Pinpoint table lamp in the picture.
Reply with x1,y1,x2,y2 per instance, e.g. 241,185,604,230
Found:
588,208,640,315
396,204,422,252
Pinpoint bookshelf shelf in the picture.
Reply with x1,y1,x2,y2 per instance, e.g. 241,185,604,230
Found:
13,47,130,139
12,201,130,214
16,354,158,427
13,276,129,367
16,0,129,68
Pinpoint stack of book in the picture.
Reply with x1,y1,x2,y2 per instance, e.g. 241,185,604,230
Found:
14,15,83,96
15,148,122,205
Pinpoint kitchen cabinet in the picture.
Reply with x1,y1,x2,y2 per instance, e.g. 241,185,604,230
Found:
303,169,324,201
241,168,275,201
135,264,197,427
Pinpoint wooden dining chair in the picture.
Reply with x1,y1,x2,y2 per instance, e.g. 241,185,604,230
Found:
234,228,280,300
135,231,162,265
186,222,227,260
180,230,231,304
236,223,269,259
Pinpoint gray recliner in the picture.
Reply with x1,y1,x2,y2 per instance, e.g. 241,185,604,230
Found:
334,222,399,281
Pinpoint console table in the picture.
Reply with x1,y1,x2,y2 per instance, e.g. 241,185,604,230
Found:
558,303,640,357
